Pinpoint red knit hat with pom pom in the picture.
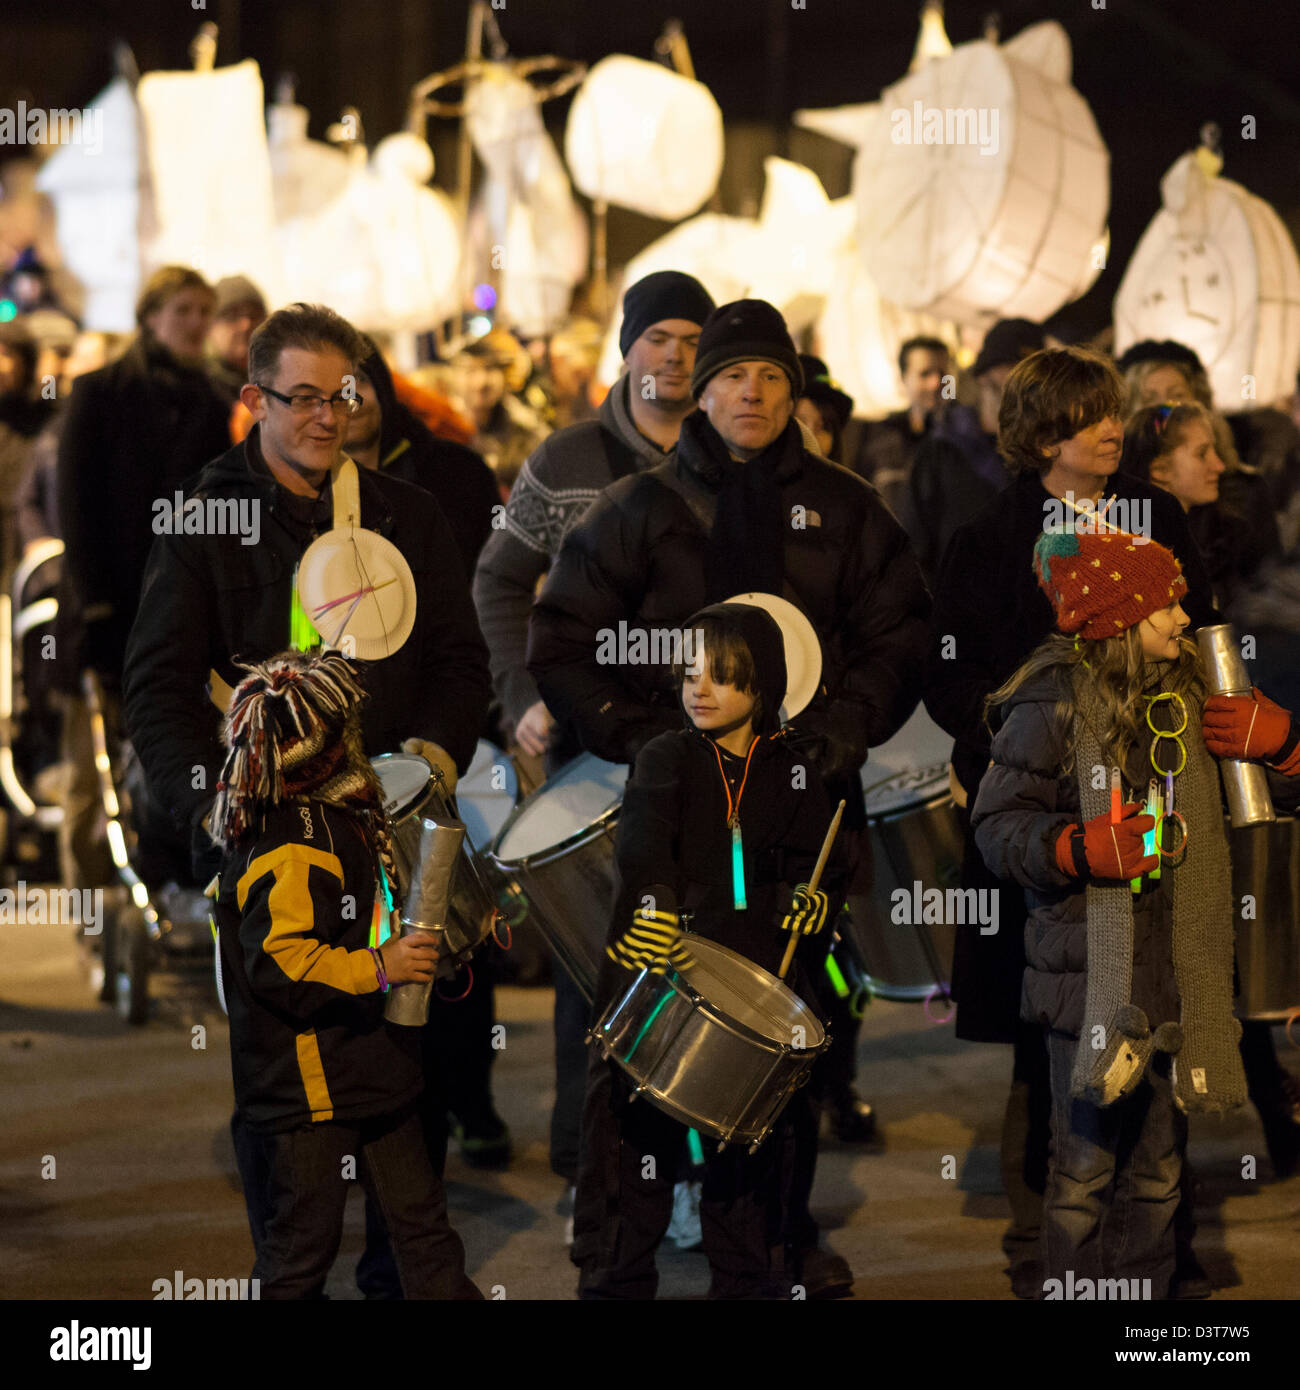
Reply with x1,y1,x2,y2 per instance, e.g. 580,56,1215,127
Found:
1032,529,1187,638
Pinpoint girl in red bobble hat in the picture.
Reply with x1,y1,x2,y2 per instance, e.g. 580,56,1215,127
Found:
969,525,1298,1299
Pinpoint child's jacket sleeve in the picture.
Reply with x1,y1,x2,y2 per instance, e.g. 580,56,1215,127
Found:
614,733,687,919
236,842,380,1023
971,699,1077,894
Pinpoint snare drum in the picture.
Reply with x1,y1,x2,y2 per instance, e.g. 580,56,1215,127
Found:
371,753,498,957
485,752,628,1002
847,706,964,1002
591,936,827,1151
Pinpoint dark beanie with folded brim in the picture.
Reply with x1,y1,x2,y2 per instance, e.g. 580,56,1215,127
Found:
618,270,716,357
689,298,804,400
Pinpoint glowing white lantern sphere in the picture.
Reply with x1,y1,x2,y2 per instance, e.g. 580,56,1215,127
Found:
564,55,724,221
1114,151,1300,409
854,20,1109,325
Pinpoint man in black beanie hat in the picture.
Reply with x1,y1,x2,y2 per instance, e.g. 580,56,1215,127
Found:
528,296,932,1291
472,268,714,1225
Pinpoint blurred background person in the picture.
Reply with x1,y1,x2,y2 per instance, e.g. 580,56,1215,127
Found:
453,330,549,496
795,354,854,464
852,334,949,499
205,275,267,407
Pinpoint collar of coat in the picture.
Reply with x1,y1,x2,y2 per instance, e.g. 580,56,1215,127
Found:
674,410,805,489
238,425,398,540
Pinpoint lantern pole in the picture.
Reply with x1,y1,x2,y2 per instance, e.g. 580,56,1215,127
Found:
189,22,218,73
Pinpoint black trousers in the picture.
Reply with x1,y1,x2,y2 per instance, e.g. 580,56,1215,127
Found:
573,1052,812,1299
249,1106,481,1300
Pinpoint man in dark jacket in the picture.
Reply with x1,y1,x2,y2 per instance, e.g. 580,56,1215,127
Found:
472,268,714,1217
922,345,1217,1298
347,342,499,579
528,298,932,1290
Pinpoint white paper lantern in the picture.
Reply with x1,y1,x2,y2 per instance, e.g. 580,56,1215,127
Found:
564,55,723,221
1114,151,1300,409
853,20,1109,325
136,60,282,300
34,78,142,332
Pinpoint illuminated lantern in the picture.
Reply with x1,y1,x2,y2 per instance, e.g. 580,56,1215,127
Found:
1114,149,1300,409
34,78,142,332
564,55,723,220
852,20,1109,325
466,65,585,336
136,60,281,298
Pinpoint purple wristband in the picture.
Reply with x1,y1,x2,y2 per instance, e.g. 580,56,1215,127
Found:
368,946,389,993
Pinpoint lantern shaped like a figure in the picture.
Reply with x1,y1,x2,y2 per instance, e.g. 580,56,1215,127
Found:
854,20,1109,325
35,77,142,332
136,59,281,298
564,55,723,221
1114,149,1300,409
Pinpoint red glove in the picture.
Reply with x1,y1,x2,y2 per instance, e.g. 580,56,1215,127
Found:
1055,802,1158,881
1202,687,1297,768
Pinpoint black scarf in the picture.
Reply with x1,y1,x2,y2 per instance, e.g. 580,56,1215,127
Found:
678,410,792,602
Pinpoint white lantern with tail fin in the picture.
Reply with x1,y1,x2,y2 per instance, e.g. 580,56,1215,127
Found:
564,55,723,221
1114,150,1300,409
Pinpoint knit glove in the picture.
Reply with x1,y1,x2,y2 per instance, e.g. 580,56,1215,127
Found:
607,906,695,975
780,884,830,936
1079,1004,1184,1107
1202,687,1299,768
402,738,459,795
1054,802,1158,881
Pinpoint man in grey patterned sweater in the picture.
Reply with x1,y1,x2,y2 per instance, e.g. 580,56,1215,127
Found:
470,270,714,1222
473,271,715,765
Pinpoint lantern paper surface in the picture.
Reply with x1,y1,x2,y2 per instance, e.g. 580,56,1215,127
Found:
136,60,282,300
1114,152,1300,409
564,55,723,220
467,66,585,337
853,20,1109,325
34,78,142,332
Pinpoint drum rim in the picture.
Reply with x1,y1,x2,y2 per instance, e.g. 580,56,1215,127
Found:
487,799,621,869
370,752,436,820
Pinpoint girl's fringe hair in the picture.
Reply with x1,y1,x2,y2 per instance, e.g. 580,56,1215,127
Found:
984,627,1206,775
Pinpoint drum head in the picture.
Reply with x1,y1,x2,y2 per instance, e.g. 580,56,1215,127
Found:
682,937,824,1048
494,752,628,863
370,754,433,819
862,705,955,817
455,740,518,846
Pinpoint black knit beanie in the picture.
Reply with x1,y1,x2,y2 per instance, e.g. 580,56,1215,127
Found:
690,299,804,399
618,270,716,357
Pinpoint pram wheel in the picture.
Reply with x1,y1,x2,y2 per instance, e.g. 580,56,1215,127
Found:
110,904,151,1026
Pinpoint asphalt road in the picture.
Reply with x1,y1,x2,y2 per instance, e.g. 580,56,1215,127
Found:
2,913,1297,1301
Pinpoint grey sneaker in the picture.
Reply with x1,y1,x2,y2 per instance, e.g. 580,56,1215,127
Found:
666,1180,704,1251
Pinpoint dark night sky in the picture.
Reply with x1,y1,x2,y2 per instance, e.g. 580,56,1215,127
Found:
5,0,1300,338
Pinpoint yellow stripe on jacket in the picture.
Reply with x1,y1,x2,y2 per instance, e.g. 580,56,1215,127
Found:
295,1030,334,1121
237,844,379,995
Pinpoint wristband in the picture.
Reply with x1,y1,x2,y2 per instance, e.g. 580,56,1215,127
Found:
1269,716,1300,775
368,946,389,993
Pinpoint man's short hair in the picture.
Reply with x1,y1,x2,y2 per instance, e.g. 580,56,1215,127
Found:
898,335,948,378
247,303,368,387
997,346,1124,476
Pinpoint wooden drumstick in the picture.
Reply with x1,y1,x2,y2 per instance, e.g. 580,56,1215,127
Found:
779,800,845,981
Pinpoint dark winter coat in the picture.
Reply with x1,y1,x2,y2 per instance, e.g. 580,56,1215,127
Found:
526,414,931,790
360,347,500,579
214,798,423,1132
924,468,1215,1041
54,336,231,687
970,669,1177,1038
123,425,491,850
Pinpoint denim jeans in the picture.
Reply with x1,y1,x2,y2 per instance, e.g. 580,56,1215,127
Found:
253,1106,481,1300
1044,1029,1185,1299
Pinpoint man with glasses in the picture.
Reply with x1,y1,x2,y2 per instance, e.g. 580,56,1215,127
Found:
123,302,490,1293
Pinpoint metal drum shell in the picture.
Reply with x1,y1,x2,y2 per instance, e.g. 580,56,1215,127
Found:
592,936,827,1148
1231,815,1300,1021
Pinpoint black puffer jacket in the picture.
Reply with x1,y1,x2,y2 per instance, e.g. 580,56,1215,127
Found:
123,426,491,845
527,415,931,781
54,336,230,687
971,668,1175,1037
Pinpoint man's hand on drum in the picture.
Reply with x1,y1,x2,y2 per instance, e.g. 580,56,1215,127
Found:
781,884,830,936
514,700,555,758
401,737,460,795
608,905,695,975
380,932,440,985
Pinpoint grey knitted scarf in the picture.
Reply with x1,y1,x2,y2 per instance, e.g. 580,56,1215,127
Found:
1071,664,1246,1113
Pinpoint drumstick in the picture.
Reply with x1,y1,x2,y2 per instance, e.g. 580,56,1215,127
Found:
779,800,845,981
